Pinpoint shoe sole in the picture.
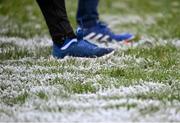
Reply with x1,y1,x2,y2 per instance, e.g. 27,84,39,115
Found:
62,50,115,60
100,50,115,59
51,49,115,60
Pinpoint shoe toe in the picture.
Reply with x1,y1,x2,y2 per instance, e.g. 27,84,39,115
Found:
115,33,134,41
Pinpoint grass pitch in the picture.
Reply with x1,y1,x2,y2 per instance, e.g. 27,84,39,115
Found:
0,0,180,122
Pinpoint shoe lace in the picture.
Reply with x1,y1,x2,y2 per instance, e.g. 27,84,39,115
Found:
76,26,84,41
97,21,114,35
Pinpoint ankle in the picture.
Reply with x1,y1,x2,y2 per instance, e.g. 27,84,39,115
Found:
52,31,77,47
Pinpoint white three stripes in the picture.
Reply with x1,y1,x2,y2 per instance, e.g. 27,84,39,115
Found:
94,34,103,40
84,32,110,41
101,35,110,41
84,32,96,40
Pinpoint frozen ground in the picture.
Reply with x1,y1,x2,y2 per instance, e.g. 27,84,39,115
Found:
0,35,180,122
0,0,180,122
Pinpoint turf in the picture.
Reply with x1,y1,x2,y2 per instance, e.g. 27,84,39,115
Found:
0,0,180,122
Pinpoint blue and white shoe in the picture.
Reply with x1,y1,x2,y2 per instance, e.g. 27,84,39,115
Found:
81,21,135,42
52,38,114,59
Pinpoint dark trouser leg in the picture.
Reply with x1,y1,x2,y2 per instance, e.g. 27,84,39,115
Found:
36,0,76,45
77,0,99,28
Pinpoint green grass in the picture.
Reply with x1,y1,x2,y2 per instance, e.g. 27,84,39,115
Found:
2,91,29,106
36,91,48,100
0,0,180,122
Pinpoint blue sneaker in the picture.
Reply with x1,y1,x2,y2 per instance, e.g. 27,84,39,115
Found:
81,21,135,42
52,38,114,59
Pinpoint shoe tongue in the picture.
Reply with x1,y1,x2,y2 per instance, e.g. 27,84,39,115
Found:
98,21,108,28
76,27,84,40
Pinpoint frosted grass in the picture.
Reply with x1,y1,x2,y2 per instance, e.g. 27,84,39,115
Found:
0,14,179,122
0,53,179,121
0,81,179,122
0,36,52,50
